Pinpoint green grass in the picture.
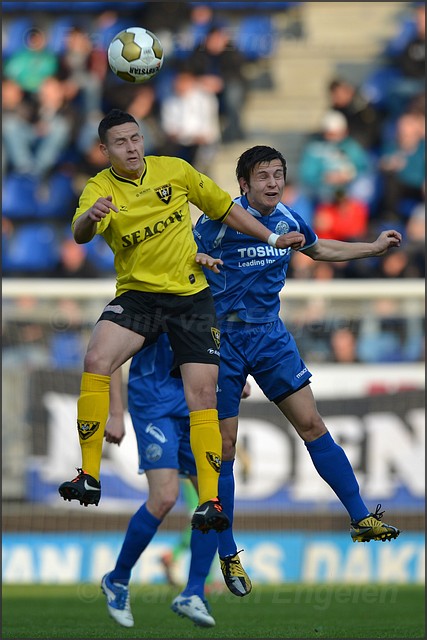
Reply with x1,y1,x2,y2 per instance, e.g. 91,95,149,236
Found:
2,584,425,639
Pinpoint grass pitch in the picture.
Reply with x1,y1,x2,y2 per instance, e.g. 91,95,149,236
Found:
2,583,424,639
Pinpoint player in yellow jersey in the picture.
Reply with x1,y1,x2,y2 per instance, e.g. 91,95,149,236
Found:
58,109,305,533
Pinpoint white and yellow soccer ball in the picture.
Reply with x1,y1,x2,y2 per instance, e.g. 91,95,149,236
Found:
107,27,164,83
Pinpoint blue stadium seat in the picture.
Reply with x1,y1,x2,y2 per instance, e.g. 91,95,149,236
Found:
85,234,115,272
235,15,277,61
2,223,60,273
2,17,33,58
36,172,76,219
2,174,39,219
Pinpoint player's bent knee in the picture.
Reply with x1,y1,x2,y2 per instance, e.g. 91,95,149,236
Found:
83,350,112,375
148,494,178,519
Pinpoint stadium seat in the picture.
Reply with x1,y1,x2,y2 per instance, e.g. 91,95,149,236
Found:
84,234,115,272
2,16,33,58
2,223,60,274
36,172,76,219
235,15,277,61
2,174,39,219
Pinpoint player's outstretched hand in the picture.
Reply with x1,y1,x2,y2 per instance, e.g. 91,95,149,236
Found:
88,195,119,222
276,231,306,251
195,252,224,273
373,229,402,255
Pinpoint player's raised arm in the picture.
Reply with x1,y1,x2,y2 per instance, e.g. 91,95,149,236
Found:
304,229,402,262
225,202,306,250
73,195,118,244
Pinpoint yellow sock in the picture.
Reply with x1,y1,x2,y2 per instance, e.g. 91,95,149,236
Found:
190,409,222,504
77,372,110,481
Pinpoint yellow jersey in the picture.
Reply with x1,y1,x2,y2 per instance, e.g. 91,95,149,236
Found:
72,156,233,296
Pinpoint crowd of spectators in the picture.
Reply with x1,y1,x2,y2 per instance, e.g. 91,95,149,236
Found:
2,1,291,276
287,2,425,284
2,2,424,366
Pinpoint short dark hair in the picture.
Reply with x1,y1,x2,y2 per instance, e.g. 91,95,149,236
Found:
236,146,287,194
98,109,138,143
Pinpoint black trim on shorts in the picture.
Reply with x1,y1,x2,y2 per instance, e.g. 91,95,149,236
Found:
272,379,311,405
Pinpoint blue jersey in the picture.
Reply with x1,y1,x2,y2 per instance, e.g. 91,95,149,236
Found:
128,333,187,420
128,333,195,474
194,195,316,419
193,195,318,323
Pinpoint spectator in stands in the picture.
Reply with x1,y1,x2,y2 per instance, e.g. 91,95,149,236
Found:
3,26,58,94
313,187,369,241
2,78,34,176
329,326,360,363
376,245,423,279
73,111,110,194
327,77,384,152
51,237,102,279
377,110,425,221
173,3,215,59
7,74,75,178
189,24,249,143
2,76,75,180
2,296,51,368
356,300,407,363
57,26,105,116
160,69,221,174
298,110,373,207
404,194,425,278
385,2,425,115
126,85,167,156
392,3,425,82
384,1,423,58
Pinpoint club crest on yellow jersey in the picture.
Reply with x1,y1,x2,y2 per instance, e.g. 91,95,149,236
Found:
155,184,172,204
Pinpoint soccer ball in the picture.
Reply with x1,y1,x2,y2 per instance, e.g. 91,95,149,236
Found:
107,27,164,83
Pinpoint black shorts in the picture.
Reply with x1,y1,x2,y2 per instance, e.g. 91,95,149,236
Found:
98,287,220,372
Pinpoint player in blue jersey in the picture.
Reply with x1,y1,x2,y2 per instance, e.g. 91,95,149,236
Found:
101,332,218,628
190,145,402,598
100,330,251,629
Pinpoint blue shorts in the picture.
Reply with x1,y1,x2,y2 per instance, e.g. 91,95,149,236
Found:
217,318,312,420
130,413,196,476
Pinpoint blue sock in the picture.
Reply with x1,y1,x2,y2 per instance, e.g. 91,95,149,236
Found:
305,432,369,522
110,503,162,583
217,460,238,558
182,528,217,599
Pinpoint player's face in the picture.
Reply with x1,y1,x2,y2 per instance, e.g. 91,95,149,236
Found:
101,122,145,179
240,159,285,215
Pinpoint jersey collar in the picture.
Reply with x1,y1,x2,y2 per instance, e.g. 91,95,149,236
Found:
109,163,147,186
239,194,275,218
